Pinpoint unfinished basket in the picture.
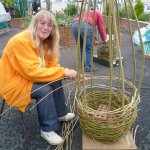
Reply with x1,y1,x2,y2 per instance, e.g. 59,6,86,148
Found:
97,41,117,60
76,77,140,143
75,0,144,145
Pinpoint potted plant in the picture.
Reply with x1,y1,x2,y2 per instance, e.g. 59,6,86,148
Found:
55,2,78,46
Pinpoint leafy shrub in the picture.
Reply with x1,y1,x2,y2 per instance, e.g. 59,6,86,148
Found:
138,13,150,21
21,2,78,28
55,11,73,27
64,2,78,16
15,8,21,18
1,0,14,7
134,0,144,17
119,6,127,18
55,2,78,27
21,13,32,29
119,4,133,18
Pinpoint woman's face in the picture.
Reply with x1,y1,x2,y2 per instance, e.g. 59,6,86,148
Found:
37,15,53,41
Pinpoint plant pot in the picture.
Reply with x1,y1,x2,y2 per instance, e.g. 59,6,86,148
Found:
9,18,24,28
59,26,75,46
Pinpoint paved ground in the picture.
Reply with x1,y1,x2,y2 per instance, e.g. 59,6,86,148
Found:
0,28,150,150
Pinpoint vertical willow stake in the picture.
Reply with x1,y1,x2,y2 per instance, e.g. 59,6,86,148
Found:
90,0,97,93
124,0,136,100
75,0,143,143
108,0,113,111
76,0,85,99
128,0,145,100
112,1,125,108
81,0,91,106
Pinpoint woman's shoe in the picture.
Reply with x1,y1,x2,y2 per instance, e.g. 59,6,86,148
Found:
59,113,75,121
41,130,63,145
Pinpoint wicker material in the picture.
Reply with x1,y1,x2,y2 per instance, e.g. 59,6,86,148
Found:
74,0,144,145
97,41,117,60
76,77,140,143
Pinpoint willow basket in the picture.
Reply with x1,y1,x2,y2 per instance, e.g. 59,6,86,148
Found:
76,77,140,143
97,41,117,60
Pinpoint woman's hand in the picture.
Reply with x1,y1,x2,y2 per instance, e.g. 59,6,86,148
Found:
64,69,77,80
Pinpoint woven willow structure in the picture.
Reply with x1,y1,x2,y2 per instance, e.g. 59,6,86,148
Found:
75,0,145,143
97,41,117,60
76,76,140,142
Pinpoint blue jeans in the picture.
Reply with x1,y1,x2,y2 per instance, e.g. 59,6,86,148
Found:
72,21,93,69
31,81,68,132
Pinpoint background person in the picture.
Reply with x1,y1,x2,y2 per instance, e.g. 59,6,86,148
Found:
32,0,40,14
72,5,106,72
0,10,77,145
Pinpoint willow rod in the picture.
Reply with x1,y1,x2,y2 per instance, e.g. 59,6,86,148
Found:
90,0,97,93
76,0,83,94
81,0,91,105
124,0,136,102
108,0,113,110
112,1,125,108
128,0,145,100
76,0,86,100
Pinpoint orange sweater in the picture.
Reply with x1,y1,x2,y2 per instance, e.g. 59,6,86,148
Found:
0,30,65,112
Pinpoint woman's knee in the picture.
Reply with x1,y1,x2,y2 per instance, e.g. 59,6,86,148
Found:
51,80,62,88
39,85,52,96
32,83,52,98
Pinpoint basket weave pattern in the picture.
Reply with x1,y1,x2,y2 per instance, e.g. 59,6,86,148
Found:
97,42,117,60
76,78,139,143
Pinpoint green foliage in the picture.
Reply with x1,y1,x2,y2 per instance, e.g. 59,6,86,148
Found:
1,0,14,6
64,2,78,16
55,2,78,27
118,2,149,22
15,8,21,18
105,3,109,16
21,14,32,29
55,11,73,27
23,0,28,11
119,8,126,18
56,14,73,27
134,0,144,17
138,13,150,21
119,5,133,18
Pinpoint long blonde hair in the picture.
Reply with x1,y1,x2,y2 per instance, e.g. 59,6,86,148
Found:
28,10,60,57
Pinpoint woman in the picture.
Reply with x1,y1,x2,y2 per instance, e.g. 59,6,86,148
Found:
72,6,106,72
0,11,77,145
